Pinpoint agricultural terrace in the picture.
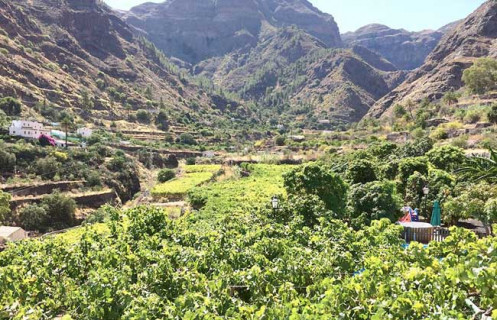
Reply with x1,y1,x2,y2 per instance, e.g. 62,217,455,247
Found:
151,164,222,199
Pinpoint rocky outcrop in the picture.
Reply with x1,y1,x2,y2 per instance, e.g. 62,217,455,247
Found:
0,0,235,126
342,24,447,70
368,1,497,119
122,0,342,64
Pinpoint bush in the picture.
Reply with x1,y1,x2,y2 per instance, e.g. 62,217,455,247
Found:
179,133,197,146
284,163,347,214
275,135,286,146
186,157,196,165
0,149,15,174
426,145,465,171
34,156,60,180
462,58,497,94
0,97,21,116
397,157,429,186
157,169,176,183
283,194,330,227
346,159,377,184
347,181,401,226
19,205,47,231
0,191,11,223
429,127,448,140
488,104,497,124
136,109,152,123
41,192,77,229
463,110,481,124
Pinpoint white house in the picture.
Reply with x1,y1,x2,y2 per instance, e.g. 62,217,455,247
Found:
77,127,93,138
9,120,49,139
0,226,28,244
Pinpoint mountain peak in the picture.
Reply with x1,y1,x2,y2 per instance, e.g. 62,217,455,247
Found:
123,0,341,64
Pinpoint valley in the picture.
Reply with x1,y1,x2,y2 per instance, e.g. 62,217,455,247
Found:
1,0,497,319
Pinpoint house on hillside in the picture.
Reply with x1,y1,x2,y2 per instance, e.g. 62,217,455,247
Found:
77,127,93,138
9,120,49,139
0,226,28,244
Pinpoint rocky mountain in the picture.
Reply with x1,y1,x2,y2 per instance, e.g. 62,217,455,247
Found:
368,0,497,119
0,0,234,126
122,0,342,64
342,24,449,70
193,26,405,124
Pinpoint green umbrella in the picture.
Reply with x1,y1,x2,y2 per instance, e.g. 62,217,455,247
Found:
431,200,442,226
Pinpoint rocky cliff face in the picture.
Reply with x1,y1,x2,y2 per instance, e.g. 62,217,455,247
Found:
0,0,234,125
122,0,342,64
342,24,448,70
368,1,497,119
193,26,405,124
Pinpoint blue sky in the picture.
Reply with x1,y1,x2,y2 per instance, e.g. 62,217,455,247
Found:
104,0,486,32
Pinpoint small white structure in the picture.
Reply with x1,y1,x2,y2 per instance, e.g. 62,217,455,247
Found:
9,120,49,139
51,129,66,139
0,226,28,244
54,139,67,148
202,151,216,158
77,127,93,138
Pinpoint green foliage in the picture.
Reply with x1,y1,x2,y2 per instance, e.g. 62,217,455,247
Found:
80,89,94,111
19,204,47,231
155,110,169,131
0,96,21,116
457,148,497,183
284,163,347,213
462,57,497,94
274,135,286,146
41,191,77,229
348,181,401,226
426,145,465,171
283,194,330,227
488,104,497,124
399,138,433,157
0,149,15,174
404,172,427,209
157,168,176,183
393,104,406,118
136,109,152,123
346,159,377,184
397,157,429,187
179,133,197,146
0,190,11,223
33,156,60,180
429,127,448,140
152,165,221,198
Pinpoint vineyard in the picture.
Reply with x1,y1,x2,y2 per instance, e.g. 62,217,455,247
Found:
151,165,222,199
1,164,497,319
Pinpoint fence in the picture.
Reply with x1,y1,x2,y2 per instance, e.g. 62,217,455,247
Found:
401,227,451,244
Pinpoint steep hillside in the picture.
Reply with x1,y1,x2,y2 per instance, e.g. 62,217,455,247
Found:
368,0,497,119
122,0,342,64
193,27,405,125
342,24,448,70
0,0,235,127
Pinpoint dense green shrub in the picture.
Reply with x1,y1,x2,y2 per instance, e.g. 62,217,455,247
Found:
274,135,286,146
0,191,11,223
462,58,497,94
426,145,465,171
0,97,21,116
345,159,377,184
397,157,429,186
33,156,60,180
179,133,197,145
136,109,152,123
0,149,15,174
157,169,176,183
283,194,330,227
41,192,77,229
284,163,347,214
19,204,47,231
347,181,401,226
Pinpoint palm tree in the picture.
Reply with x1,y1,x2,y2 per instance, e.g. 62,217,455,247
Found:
60,116,73,149
456,148,497,183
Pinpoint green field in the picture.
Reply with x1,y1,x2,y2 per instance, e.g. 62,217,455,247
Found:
151,164,222,198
